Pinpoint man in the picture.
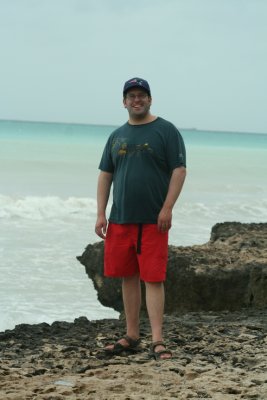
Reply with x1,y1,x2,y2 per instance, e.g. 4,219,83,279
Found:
95,77,186,360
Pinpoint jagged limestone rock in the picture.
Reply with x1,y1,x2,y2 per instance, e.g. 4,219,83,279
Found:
77,222,267,313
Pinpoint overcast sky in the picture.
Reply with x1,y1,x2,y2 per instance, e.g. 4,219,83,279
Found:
0,0,266,133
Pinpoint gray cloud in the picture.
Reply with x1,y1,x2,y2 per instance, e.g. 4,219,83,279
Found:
0,0,266,132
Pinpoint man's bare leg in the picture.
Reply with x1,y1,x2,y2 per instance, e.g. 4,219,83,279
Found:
105,274,141,349
145,281,171,359
122,273,141,340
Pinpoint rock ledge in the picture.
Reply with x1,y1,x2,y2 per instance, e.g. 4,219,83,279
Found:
77,222,267,313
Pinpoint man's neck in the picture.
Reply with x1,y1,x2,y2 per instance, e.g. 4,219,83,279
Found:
128,114,157,125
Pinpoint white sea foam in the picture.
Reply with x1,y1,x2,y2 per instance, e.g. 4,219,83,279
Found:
0,200,117,332
0,194,98,220
1,194,266,222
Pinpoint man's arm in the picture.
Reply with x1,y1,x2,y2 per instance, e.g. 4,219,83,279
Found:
158,166,186,232
95,171,113,239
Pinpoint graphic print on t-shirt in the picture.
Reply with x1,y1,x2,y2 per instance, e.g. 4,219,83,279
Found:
112,138,153,157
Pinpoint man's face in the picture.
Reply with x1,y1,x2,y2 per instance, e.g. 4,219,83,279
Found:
123,88,152,120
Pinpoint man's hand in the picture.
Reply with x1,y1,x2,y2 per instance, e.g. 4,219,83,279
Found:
95,216,108,239
157,207,172,232
157,166,186,232
95,171,113,239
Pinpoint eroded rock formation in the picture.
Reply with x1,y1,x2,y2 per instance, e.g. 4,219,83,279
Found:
77,222,267,313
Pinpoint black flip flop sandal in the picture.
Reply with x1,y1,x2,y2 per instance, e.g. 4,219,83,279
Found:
104,335,141,355
150,341,172,360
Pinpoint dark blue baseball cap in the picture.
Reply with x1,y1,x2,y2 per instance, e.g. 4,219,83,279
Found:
123,77,151,96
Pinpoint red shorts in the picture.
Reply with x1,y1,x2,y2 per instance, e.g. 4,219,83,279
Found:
104,223,168,282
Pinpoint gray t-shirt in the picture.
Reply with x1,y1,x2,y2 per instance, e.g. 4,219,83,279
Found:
99,117,186,224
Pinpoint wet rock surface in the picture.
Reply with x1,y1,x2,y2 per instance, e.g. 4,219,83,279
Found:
0,309,267,399
77,222,267,313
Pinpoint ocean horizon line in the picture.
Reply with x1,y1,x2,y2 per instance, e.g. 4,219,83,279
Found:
0,118,266,136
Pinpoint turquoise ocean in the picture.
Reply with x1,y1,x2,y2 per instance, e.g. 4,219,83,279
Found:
1,120,267,332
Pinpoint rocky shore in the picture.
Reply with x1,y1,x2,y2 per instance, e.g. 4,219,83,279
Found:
1,222,266,399
0,310,267,399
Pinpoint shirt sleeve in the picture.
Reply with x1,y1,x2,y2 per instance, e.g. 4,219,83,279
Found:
165,124,186,171
98,135,115,173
